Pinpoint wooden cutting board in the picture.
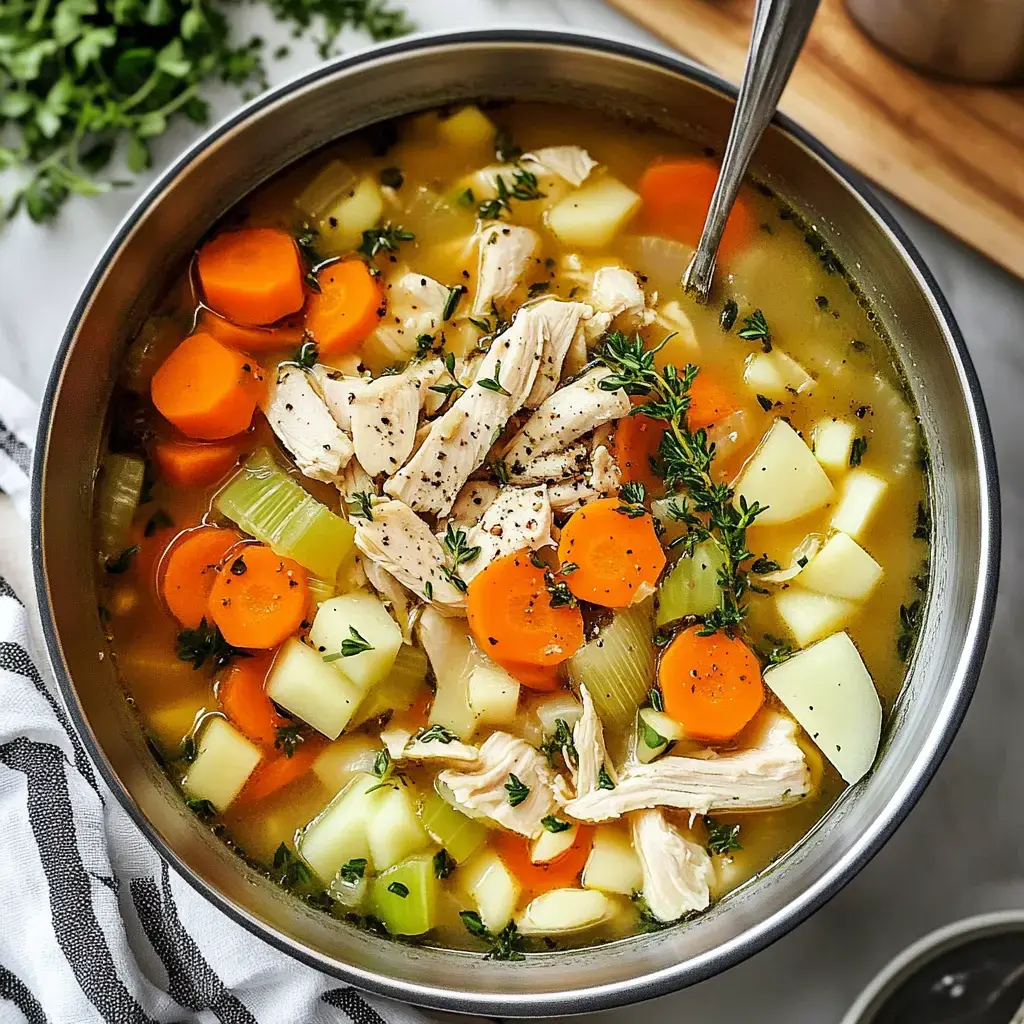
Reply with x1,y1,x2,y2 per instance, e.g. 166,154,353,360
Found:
607,0,1024,279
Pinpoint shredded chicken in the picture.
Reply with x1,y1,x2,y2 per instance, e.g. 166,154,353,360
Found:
337,458,374,505
373,269,450,362
572,685,618,799
353,498,465,613
384,305,546,515
584,266,652,340
461,486,554,583
508,446,590,487
349,372,423,476
472,224,540,316
312,368,368,432
631,809,714,921
522,297,594,408
565,712,811,821
503,367,630,473
521,145,598,186
381,725,480,766
447,479,501,527
363,558,417,643
261,366,353,484
437,731,564,837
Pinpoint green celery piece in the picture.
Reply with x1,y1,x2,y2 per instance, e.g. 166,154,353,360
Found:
349,645,429,729
369,854,438,936
96,453,146,557
418,789,487,864
215,449,354,579
656,539,729,626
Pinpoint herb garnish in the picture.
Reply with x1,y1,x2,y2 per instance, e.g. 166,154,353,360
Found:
459,912,526,960
185,797,216,820
440,523,480,593
323,627,374,661
294,340,319,369
476,360,511,396
387,881,409,898
442,285,465,321
346,491,375,522
104,546,139,574
850,436,868,467
415,333,436,357
704,816,742,855
737,309,772,352
720,300,738,332
367,748,406,793
176,618,249,671
273,843,312,890
504,773,530,807
914,500,931,541
756,393,774,413
615,481,648,518
417,724,457,745
358,222,414,258
339,858,367,883
541,815,572,833
477,167,544,220
433,849,456,879
274,724,305,757
379,166,403,189
544,569,576,609
528,281,551,297
456,187,476,208
539,718,578,770
597,764,616,790
599,331,767,632
897,600,922,661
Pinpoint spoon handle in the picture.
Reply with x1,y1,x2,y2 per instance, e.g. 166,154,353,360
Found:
683,0,820,300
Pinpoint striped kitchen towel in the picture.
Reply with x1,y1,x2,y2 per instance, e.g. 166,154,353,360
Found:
0,375,433,1024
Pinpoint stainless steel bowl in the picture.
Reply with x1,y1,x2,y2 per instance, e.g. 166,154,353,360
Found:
31,28,999,1016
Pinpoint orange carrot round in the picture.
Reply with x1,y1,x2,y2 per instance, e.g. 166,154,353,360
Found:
687,373,741,432
150,332,264,440
207,543,309,649
154,437,241,489
494,658,563,692
614,411,665,493
217,652,284,747
659,625,764,743
239,738,324,804
304,259,383,356
557,497,666,609
466,551,584,667
639,158,755,262
198,308,304,354
494,827,593,897
196,228,305,326
159,526,243,628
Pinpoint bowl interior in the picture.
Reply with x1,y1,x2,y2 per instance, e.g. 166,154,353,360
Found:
33,31,997,1016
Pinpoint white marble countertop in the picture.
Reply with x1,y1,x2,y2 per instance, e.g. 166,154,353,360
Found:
4,1,1021,1021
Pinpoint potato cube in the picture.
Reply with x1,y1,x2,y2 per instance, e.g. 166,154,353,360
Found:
437,106,496,150
582,827,643,896
798,532,883,602
812,418,856,474
183,717,261,811
831,469,888,539
776,588,859,648
467,662,520,727
309,593,403,691
530,823,579,864
367,786,431,871
317,177,383,254
742,350,813,401
546,175,641,248
460,849,521,932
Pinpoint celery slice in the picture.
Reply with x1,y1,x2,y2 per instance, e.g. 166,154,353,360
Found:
96,452,145,557
215,449,353,579
568,600,655,734
306,572,336,606
369,854,438,936
656,540,729,626
419,789,487,864
349,644,428,729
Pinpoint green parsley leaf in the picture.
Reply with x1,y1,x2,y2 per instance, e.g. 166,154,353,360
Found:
339,858,367,883
541,815,572,833
704,816,742,855
504,773,530,807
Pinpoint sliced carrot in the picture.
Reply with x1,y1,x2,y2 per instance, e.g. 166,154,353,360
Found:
239,738,324,804
494,658,563,692
153,437,241,489
304,259,383,356
659,625,764,743
494,827,593,897
614,410,666,493
217,652,285,747
557,497,666,609
207,543,309,649
196,228,305,326
466,551,584,668
159,526,243,628
639,158,756,262
150,332,265,440
198,308,304,355
687,373,741,432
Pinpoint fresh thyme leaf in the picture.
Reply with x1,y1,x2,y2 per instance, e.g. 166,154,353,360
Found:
704,816,742,855
105,545,140,574
358,222,414,258
615,482,647,518
144,509,174,537
897,599,922,662
544,570,576,609
415,333,436,357
433,849,456,879
755,393,774,413
477,166,544,219
367,747,406,792
294,339,319,368
737,309,772,352
632,891,674,933
491,458,510,486
505,773,530,807
379,166,403,189
274,724,306,757
323,626,374,661
273,842,312,890
176,618,249,672
750,557,781,574
539,718,578,770
417,724,457,745
648,686,665,712
597,764,615,790
439,523,480,593
494,128,522,163
346,491,375,521
541,815,572,833
423,581,433,601
387,881,409,898
476,360,511,396
850,436,868,467
720,299,738,332
178,734,197,763
442,285,465,321
456,187,476,208
760,634,795,665
185,797,217,820
296,229,321,264
460,909,489,937
339,858,367,883
914,500,931,541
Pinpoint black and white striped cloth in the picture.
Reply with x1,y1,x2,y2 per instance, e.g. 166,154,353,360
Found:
0,377,432,1024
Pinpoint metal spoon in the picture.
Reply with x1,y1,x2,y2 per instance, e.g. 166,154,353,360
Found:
682,0,821,301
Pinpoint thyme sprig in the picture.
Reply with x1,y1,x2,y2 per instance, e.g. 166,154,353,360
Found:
477,166,544,220
598,331,768,632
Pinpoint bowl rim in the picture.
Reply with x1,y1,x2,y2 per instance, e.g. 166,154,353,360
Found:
31,25,1001,1015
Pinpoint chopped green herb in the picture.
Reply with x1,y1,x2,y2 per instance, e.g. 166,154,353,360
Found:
443,285,465,321
476,360,511,396
850,436,868,467
755,393,774,413
456,187,476,208
379,166,403,189
539,718,578,771
504,773,530,807
433,849,457,879
423,581,433,601
273,842,312,890
477,167,543,219
544,570,576,609
720,300,738,332
178,734,197,763
346,491,375,522
491,458,510,486
541,815,572,833
323,626,374,662
274,724,306,757
294,339,319,369
104,546,139,574
417,724,457,745
648,686,665,712
358,222,414,258
176,618,250,672
528,281,550,297
914,500,931,541
737,309,772,352
440,523,480,593
367,747,406,792
339,858,367,883
750,557,781,574
897,599,922,662
460,909,489,937
415,333,436,357
597,764,616,790
387,881,409,898
185,797,217,819
704,816,742,855
615,482,647,518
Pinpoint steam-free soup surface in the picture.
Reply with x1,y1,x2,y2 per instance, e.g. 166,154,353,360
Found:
96,102,929,954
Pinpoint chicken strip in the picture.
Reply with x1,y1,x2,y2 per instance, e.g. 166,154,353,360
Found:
522,297,594,409
521,146,598,186
472,224,540,316
565,712,811,821
461,486,554,584
261,366,353,484
438,731,564,837
373,268,450,363
349,372,422,476
447,479,501,527
631,809,713,921
572,685,618,799
381,725,480,766
312,367,368,432
584,266,652,340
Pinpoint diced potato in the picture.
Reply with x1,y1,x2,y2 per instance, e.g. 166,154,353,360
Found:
831,469,889,539
467,661,520,727
517,889,614,935
460,849,521,933
418,790,488,863
182,717,261,811
583,828,643,896
312,732,381,793
652,300,699,354
367,785,432,870
546,175,641,248
297,773,378,880
295,159,357,220
424,612,479,740
349,644,429,729
309,593,403,691
316,176,384,254
764,631,881,784
265,637,363,740
733,419,834,526
146,696,207,751
798,532,883,602
742,350,813,401
530,823,579,864
812,418,856,474
369,854,438,936
437,106,496,150
776,588,858,648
